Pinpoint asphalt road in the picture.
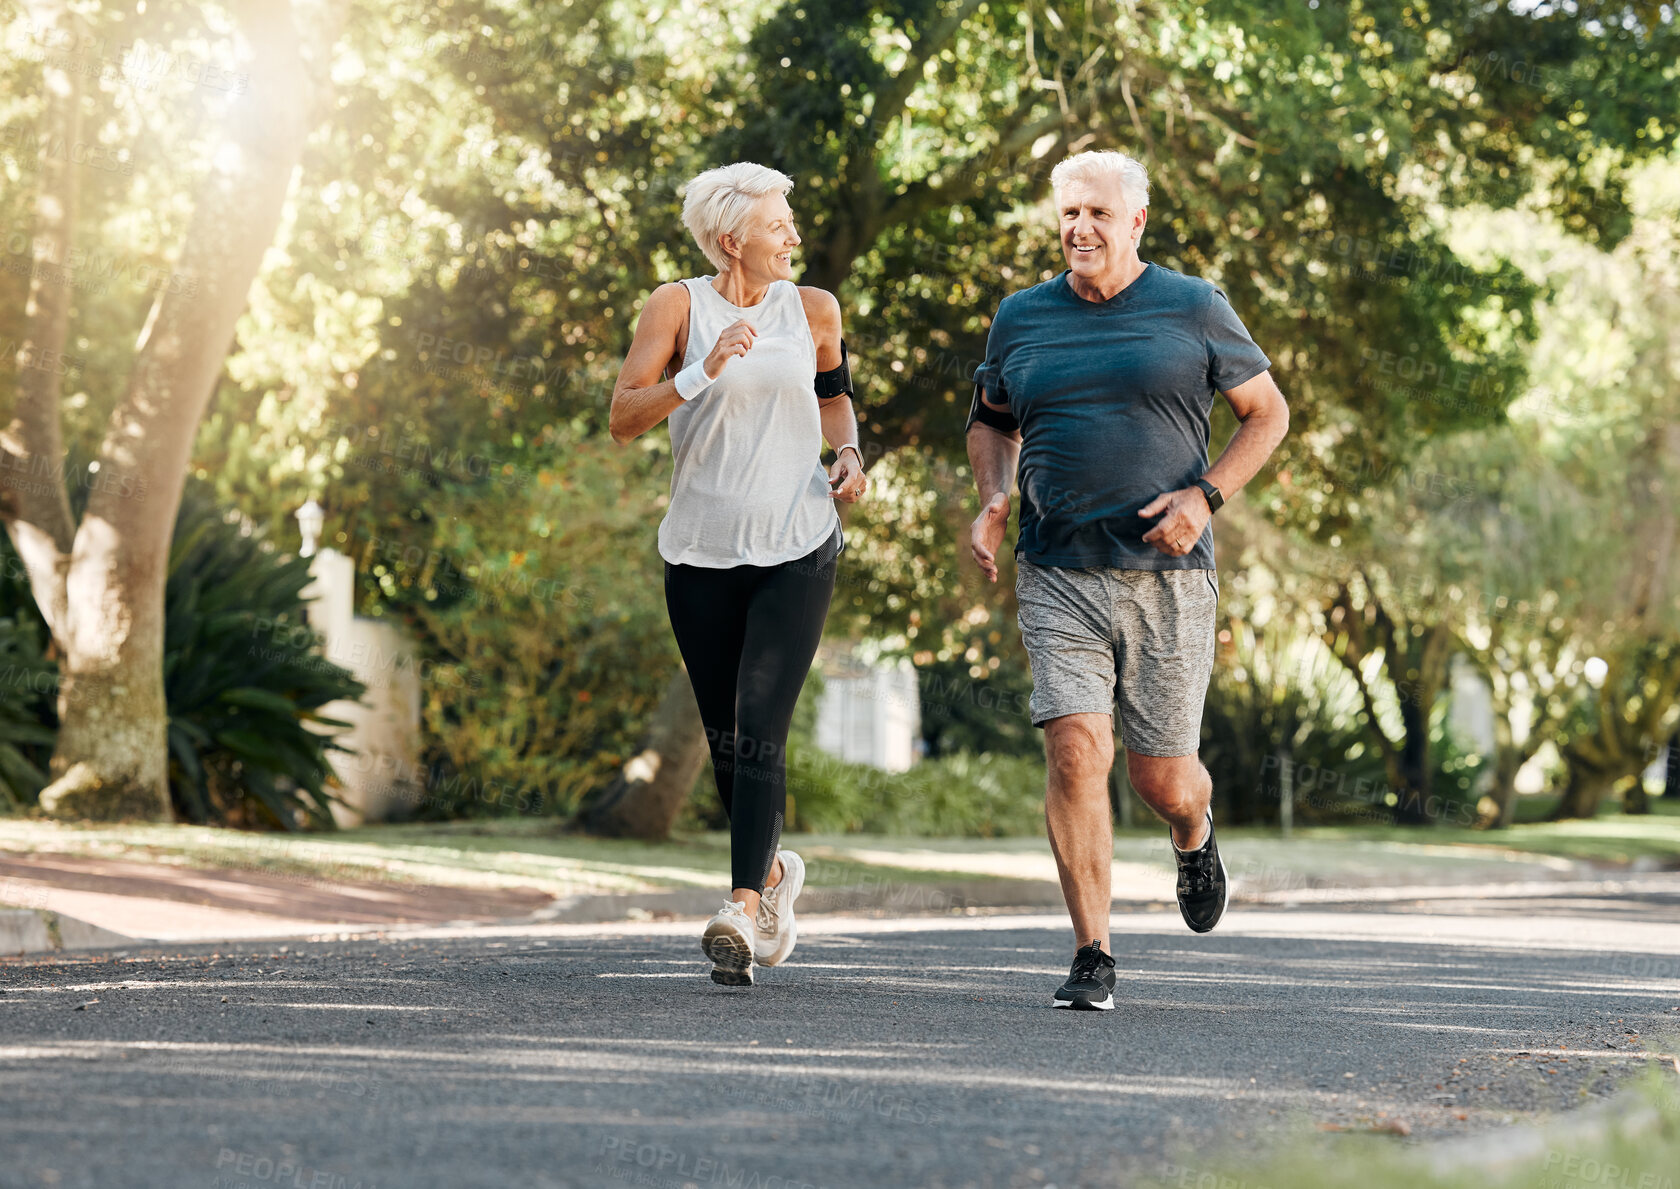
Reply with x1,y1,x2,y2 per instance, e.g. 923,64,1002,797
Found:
3,883,1679,1189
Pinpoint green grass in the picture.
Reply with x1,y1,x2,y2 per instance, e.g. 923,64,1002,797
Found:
1259,812,1680,867
1141,1069,1680,1189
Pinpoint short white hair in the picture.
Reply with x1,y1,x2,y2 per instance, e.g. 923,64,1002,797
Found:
681,162,795,274
1050,150,1150,214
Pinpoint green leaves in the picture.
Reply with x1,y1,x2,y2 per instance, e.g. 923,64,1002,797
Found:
159,480,367,827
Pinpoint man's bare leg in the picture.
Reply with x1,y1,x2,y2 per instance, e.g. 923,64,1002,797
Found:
1125,751,1212,849
1043,713,1116,954
1127,749,1228,933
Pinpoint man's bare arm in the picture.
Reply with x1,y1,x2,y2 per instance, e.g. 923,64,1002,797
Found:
1203,370,1290,500
967,394,1021,582
1139,369,1290,556
967,404,1021,502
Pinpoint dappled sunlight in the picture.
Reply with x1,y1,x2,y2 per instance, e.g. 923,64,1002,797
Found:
0,1036,1311,1105
3,904,1677,1187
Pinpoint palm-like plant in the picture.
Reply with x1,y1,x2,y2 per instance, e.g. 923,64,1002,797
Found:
0,613,57,807
161,481,365,827
1200,615,1383,826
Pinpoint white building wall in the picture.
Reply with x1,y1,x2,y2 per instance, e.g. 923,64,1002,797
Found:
814,651,921,773
301,548,424,825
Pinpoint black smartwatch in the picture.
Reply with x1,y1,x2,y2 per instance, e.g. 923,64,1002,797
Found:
1192,477,1224,514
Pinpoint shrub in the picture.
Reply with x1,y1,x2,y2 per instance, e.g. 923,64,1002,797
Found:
372,428,678,819
786,745,1047,837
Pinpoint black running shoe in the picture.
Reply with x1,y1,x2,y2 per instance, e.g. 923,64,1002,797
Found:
1173,811,1228,933
1051,940,1116,1010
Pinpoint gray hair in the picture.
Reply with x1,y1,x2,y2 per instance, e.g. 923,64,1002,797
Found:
1050,150,1150,214
681,162,795,274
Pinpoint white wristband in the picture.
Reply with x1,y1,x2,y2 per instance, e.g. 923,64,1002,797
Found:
673,359,717,401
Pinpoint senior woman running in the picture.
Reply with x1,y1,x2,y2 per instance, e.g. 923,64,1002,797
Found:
609,162,867,987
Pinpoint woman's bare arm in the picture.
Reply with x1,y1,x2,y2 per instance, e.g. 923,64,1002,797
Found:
800,286,857,452
609,284,690,445
801,286,867,502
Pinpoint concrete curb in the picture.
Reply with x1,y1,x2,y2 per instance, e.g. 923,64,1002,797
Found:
521,878,1069,925
9,865,1676,950
512,870,1680,927
0,907,134,956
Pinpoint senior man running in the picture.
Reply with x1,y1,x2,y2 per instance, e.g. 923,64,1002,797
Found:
966,150,1290,1011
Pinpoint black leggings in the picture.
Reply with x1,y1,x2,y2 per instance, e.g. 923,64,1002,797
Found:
664,525,841,893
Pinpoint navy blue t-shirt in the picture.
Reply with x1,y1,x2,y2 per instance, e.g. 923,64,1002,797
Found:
968,262,1270,570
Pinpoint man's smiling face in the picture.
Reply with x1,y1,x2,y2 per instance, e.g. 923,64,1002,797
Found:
1058,177,1146,281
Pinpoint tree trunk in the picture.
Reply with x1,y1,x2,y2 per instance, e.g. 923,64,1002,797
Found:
1490,764,1521,829
1664,731,1679,798
1278,743,1293,837
1393,694,1434,826
1,0,81,644
1550,764,1620,820
1483,712,1529,829
574,663,709,839
34,0,344,820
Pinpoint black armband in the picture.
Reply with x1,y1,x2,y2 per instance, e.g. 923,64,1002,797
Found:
964,380,1019,434
815,338,852,400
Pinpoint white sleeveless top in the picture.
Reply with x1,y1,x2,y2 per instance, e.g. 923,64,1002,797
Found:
657,276,841,568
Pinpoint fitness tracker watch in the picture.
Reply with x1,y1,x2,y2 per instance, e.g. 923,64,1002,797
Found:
1193,477,1224,514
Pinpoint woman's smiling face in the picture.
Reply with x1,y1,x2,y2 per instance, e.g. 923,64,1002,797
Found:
725,192,801,280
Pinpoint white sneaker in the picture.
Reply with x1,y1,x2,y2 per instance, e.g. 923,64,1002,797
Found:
701,900,756,986
754,849,805,967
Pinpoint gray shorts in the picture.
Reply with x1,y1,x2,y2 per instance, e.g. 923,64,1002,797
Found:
1014,559,1218,757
